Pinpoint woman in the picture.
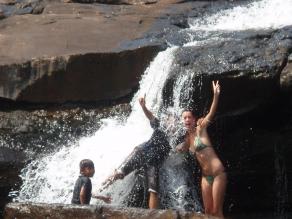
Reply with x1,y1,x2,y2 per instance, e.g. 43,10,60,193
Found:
178,81,227,218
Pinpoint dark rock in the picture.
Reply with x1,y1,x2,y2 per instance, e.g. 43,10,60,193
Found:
0,46,160,103
0,0,17,5
162,27,292,116
0,148,25,167
280,54,292,93
0,0,44,17
0,8,5,18
0,148,25,217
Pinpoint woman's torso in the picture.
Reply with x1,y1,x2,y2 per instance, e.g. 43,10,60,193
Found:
189,126,224,176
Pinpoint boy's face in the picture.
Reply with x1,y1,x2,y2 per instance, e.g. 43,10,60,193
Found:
82,167,95,177
182,111,196,131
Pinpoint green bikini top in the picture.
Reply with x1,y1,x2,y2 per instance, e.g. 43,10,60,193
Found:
194,137,209,152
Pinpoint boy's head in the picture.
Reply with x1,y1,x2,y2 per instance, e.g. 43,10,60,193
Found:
80,159,95,177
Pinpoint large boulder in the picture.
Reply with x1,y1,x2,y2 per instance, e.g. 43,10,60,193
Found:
163,26,292,115
0,46,159,103
0,0,248,105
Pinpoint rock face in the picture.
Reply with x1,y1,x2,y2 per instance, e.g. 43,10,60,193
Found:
0,0,170,103
0,0,242,104
0,148,25,217
0,46,159,103
164,27,292,115
3,202,212,219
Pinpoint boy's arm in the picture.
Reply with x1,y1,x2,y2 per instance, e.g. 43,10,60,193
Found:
200,81,220,128
139,95,155,121
79,186,87,204
92,195,112,203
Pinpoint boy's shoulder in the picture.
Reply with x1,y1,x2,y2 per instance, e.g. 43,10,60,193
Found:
76,175,91,184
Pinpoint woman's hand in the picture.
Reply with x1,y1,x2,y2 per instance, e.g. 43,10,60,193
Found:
212,80,220,97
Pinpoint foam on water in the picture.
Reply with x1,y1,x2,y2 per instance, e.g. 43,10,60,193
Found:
189,0,292,31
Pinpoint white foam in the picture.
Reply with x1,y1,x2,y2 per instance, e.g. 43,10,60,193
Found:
189,0,292,31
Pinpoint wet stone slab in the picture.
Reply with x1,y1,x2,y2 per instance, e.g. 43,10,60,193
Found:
4,202,217,219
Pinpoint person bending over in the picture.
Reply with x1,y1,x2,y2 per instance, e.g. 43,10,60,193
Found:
102,96,174,209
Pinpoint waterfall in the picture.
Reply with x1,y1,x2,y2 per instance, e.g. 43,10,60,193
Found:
16,0,292,206
16,47,178,204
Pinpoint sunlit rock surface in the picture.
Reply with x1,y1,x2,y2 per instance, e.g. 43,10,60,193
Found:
4,202,215,219
0,0,244,104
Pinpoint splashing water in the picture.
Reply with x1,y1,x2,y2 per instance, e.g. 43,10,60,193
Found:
17,47,178,204
189,0,292,31
17,0,292,205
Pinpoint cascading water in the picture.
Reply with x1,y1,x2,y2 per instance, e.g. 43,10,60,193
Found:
189,0,292,31
16,47,178,204
16,0,292,211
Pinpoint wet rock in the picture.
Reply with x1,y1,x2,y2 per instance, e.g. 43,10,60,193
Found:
0,148,25,167
4,202,213,219
0,46,160,103
163,27,292,116
0,0,44,17
74,0,159,4
280,54,292,93
0,0,177,104
0,148,25,217
0,0,17,5
156,25,292,213
0,8,4,18
0,0,245,105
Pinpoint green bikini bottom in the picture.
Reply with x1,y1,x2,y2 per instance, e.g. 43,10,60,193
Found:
204,175,215,185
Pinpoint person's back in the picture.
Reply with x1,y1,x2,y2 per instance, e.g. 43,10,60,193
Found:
72,175,92,204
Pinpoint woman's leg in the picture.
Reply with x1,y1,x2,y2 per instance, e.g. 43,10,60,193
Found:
201,176,213,215
212,172,227,218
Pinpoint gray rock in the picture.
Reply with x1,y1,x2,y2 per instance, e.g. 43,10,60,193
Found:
3,202,212,219
162,27,292,116
280,54,292,93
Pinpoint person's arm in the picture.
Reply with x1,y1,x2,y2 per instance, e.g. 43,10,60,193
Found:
79,186,87,204
139,95,155,121
200,81,220,128
176,132,190,152
92,195,112,203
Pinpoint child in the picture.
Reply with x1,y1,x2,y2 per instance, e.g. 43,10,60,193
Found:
72,159,111,204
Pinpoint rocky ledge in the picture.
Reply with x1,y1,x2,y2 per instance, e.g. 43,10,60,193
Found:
4,202,216,219
0,0,246,105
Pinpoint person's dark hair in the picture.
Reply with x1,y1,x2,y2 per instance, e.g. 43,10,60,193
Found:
80,159,94,171
181,108,196,118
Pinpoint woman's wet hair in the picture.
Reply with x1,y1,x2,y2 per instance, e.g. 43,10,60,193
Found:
181,108,196,118
80,159,94,171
